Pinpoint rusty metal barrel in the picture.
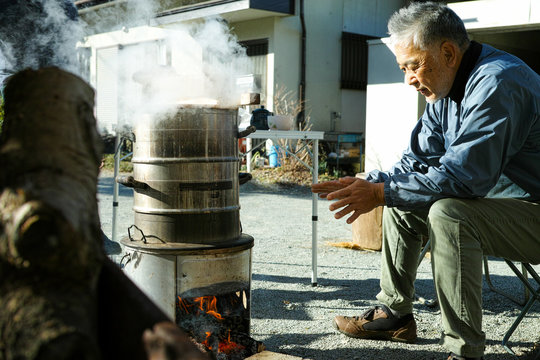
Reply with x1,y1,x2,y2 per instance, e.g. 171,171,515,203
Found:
128,107,241,245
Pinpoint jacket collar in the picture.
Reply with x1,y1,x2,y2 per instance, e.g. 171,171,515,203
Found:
447,41,483,104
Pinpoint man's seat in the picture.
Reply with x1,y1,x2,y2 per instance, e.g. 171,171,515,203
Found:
494,260,540,355
417,242,540,356
484,257,530,306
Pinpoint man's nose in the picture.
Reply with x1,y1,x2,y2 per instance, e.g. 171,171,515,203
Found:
404,73,412,85
404,70,417,86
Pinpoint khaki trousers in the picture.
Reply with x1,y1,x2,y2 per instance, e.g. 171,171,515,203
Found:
376,198,540,357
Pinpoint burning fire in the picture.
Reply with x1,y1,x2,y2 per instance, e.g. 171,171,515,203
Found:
201,329,246,355
178,295,246,356
193,296,223,320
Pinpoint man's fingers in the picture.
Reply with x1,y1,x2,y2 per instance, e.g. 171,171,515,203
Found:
312,181,341,194
334,204,354,219
346,211,362,224
327,187,351,201
329,197,350,211
338,176,357,185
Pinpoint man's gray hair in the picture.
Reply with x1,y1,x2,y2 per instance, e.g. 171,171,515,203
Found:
388,2,469,51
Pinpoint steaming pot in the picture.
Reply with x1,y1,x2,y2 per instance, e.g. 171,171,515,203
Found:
121,106,246,245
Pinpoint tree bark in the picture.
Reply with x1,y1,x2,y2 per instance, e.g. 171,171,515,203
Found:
0,67,208,360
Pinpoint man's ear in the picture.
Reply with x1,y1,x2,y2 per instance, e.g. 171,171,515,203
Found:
441,41,459,68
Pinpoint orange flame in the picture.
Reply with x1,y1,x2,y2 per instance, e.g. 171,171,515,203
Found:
177,295,245,355
189,296,224,320
218,330,246,354
178,295,224,320
202,331,213,350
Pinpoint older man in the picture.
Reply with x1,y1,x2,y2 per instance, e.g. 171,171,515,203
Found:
312,2,540,360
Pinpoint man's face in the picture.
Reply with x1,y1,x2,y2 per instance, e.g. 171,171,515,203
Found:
394,42,454,104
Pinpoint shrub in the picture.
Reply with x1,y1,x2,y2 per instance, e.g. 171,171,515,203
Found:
101,153,133,173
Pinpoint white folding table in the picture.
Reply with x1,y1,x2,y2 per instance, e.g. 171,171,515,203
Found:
244,130,324,286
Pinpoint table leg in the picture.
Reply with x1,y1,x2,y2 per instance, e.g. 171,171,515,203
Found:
246,138,252,173
312,139,319,286
112,133,121,243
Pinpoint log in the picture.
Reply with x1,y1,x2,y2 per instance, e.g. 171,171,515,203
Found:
0,67,208,360
0,67,104,360
351,206,383,251
351,173,383,251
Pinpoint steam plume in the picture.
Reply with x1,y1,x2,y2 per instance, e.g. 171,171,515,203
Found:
0,0,81,81
0,0,253,131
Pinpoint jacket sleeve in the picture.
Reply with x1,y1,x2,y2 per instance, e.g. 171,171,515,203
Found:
375,70,533,209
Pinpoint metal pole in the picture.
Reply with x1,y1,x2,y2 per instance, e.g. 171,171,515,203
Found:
246,137,252,173
312,139,319,286
112,134,121,242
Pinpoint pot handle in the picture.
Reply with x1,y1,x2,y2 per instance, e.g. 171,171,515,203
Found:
237,125,256,138
239,172,252,185
116,175,148,190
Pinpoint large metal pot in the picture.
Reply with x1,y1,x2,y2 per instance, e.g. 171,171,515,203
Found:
118,106,259,352
126,106,242,245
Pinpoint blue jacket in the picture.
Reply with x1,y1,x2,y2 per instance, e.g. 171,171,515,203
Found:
367,42,540,209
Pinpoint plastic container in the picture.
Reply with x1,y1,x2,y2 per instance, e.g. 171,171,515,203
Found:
267,115,294,130
266,139,280,167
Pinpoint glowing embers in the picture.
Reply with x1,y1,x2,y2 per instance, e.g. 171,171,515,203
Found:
177,290,263,359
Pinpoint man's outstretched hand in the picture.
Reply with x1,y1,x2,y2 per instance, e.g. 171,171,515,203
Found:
310,176,357,198
312,177,385,224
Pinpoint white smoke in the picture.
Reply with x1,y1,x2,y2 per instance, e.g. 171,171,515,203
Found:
0,0,82,83
190,17,251,105
103,17,253,130
0,0,253,130
79,0,160,34
41,0,83,74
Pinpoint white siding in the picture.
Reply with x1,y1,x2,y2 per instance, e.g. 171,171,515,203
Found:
364,39,423,172
96,46,118,134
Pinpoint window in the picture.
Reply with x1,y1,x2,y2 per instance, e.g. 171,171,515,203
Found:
341,32,377,90
239,39,269,57
238,39,269,100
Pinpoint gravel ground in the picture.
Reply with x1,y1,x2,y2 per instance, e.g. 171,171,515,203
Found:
98,173,539,360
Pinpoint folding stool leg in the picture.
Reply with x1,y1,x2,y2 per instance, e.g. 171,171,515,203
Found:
418,237,431,268
484,256,529,306
416,238,438,308
501,261,540,356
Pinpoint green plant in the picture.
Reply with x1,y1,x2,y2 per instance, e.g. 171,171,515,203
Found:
101,153,133,173
317,151,340,181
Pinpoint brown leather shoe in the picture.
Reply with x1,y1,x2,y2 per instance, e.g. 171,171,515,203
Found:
333,305,417,343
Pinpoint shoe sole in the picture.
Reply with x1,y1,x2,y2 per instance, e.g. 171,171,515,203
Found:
332,319,417,344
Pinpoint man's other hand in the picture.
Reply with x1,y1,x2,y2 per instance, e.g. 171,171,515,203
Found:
313,177,385,224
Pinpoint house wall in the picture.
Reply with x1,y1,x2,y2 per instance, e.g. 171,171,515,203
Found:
364,38,423,172
340,0,405,134
235,0,406,133
302,0,343,131
84,26,172,134
233,15,302,114
272,15,303,114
